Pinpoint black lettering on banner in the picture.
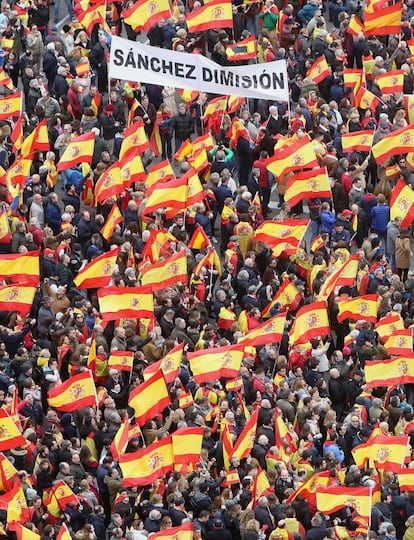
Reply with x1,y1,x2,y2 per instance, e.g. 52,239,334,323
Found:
150,57,161,72
175,63,185,77
113,49,124,66
259,72,271,89
220,70,233,85
161,59,174,75
202,67,213,82
137,54,149,70
185,65,196,80
125,49,137,68
241,75,251,88
273,72,285,90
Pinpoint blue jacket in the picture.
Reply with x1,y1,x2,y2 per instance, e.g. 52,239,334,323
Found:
370,204,390,233
320,210,336,233
46,202,62,235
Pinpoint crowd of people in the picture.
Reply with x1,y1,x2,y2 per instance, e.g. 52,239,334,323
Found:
1,0,414,539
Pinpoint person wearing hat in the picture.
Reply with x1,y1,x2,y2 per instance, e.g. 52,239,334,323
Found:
41,248,56,279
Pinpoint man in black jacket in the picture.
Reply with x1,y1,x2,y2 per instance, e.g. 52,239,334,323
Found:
170,103,194,153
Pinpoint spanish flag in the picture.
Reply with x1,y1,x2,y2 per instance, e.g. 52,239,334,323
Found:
188,344,244,383
0,209,11,244
0,69,14,90
231,408,259,461
341,130,374,153
0,250,39,285
316,485,372,519
250,466,272,508
187,148,209,174
174,138,192,161
11,116,23,152
99,204,123,241
57,132,95,171
91,92,101,117
77,3,107,32
178,88,199,103
149,111,163,156
310,235,325,253
286,470,331,507
0,452,18,492
20,119,49,156
0,410,26,451
352,434,409,470
254,219,310,251
97,285,154,321
227,95,245,115
377,70,404,94
226,35,257,61
405,95,414,124
373,126,414,163
172,426,204,467
224,469,240,486
225,377,243,392
140,228,175,263
203,96,228,121
225,117,248,148
74,247,120,289
306,56,331,84
385,163,401,178
6,153,33,193
56,523,72,540
145,159,175,190
354,86,380,111
122,0,171,32
0,91,21,120
284,167,331,208
0,480,29,529
188,224,211,250
14,523,40,540
148,522,193,540
128,371,171,426
390,178,414,228
289,301,330,345
75,59,90,77
110,413,129,461
385,329,413,355
364,2,402,35
143,342,184,384
239,313,286,346
140,250,188,291
222,423,234,471
337,294,379,323
48,370,97,412
186,0,233,33
119,118,150,161
191,132,216,155
395,468,414,491
343,68,363,87
365,357,414,387
191,248,222,277
108,351,134,372
178,390,194,409
143,176,189,215
265,139,319,179
120,436,174,486
51,480,79,510
375,312,404,341
318,254,359,300
0,283,36,316
94,162,123,204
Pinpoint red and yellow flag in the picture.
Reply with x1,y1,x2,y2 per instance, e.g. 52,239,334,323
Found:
231,408,259,461
56,524,72,540
373,126,414,163
385,329,413,355
122,0,171,32
108,351,134,372
94,162,123,204
238,313,286,346
343,68,363,87
0,209,11,244
140,250,187,291
352,435,409,470
286,470,331,506
143,343,184,384
284,167,331,207
318,254,359,300
260,278,302,317
404,95,414,124
0,409,26,451
0,452,18,492
191,248,222,277
390,178,414,228
254,219,309,251
74,247,120,289
354,86,380,111
341,130,374,153
226,35,257,61
97,285,154,321
119,118,150,161
110,413,129,461
307,56,331,84
14,523,40,540
289,301,330,345
250,466,272,508
188,224,211,250
172,426,204,467
395,468,414,491
0,480,29,529
188,344,244,383
0,91,21,120
0,250,39,285
99,205,123,241
337,294,378,323
48,370,97,412
57,132,95,171
365,357,414,387
376,70,404,94
186,0,233,32
77,3,107,33
145,159,175,190
375,312,404,341
51,480,79,510
0,283,36,316
266,138,319,179
364,2,402,35
120,436,174,486
316,485,372,519
203,96,228,121
225,117,247,148
149,522,193,540
20,119,49,157
128,371,171,425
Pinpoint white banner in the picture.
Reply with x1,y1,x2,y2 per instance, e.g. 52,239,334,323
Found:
109,36,289,101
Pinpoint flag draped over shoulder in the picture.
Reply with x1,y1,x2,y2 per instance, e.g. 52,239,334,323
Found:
74,247,120,289
97,285,154,321
186,0,233,33
365,357,414,387
289,301,330,345
56,132,95,171
140,250,188,291
390,178,414,227
120,436,174,486
128,371,171,425
188,345,245,383
337,294,379,323
48,370,97,412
